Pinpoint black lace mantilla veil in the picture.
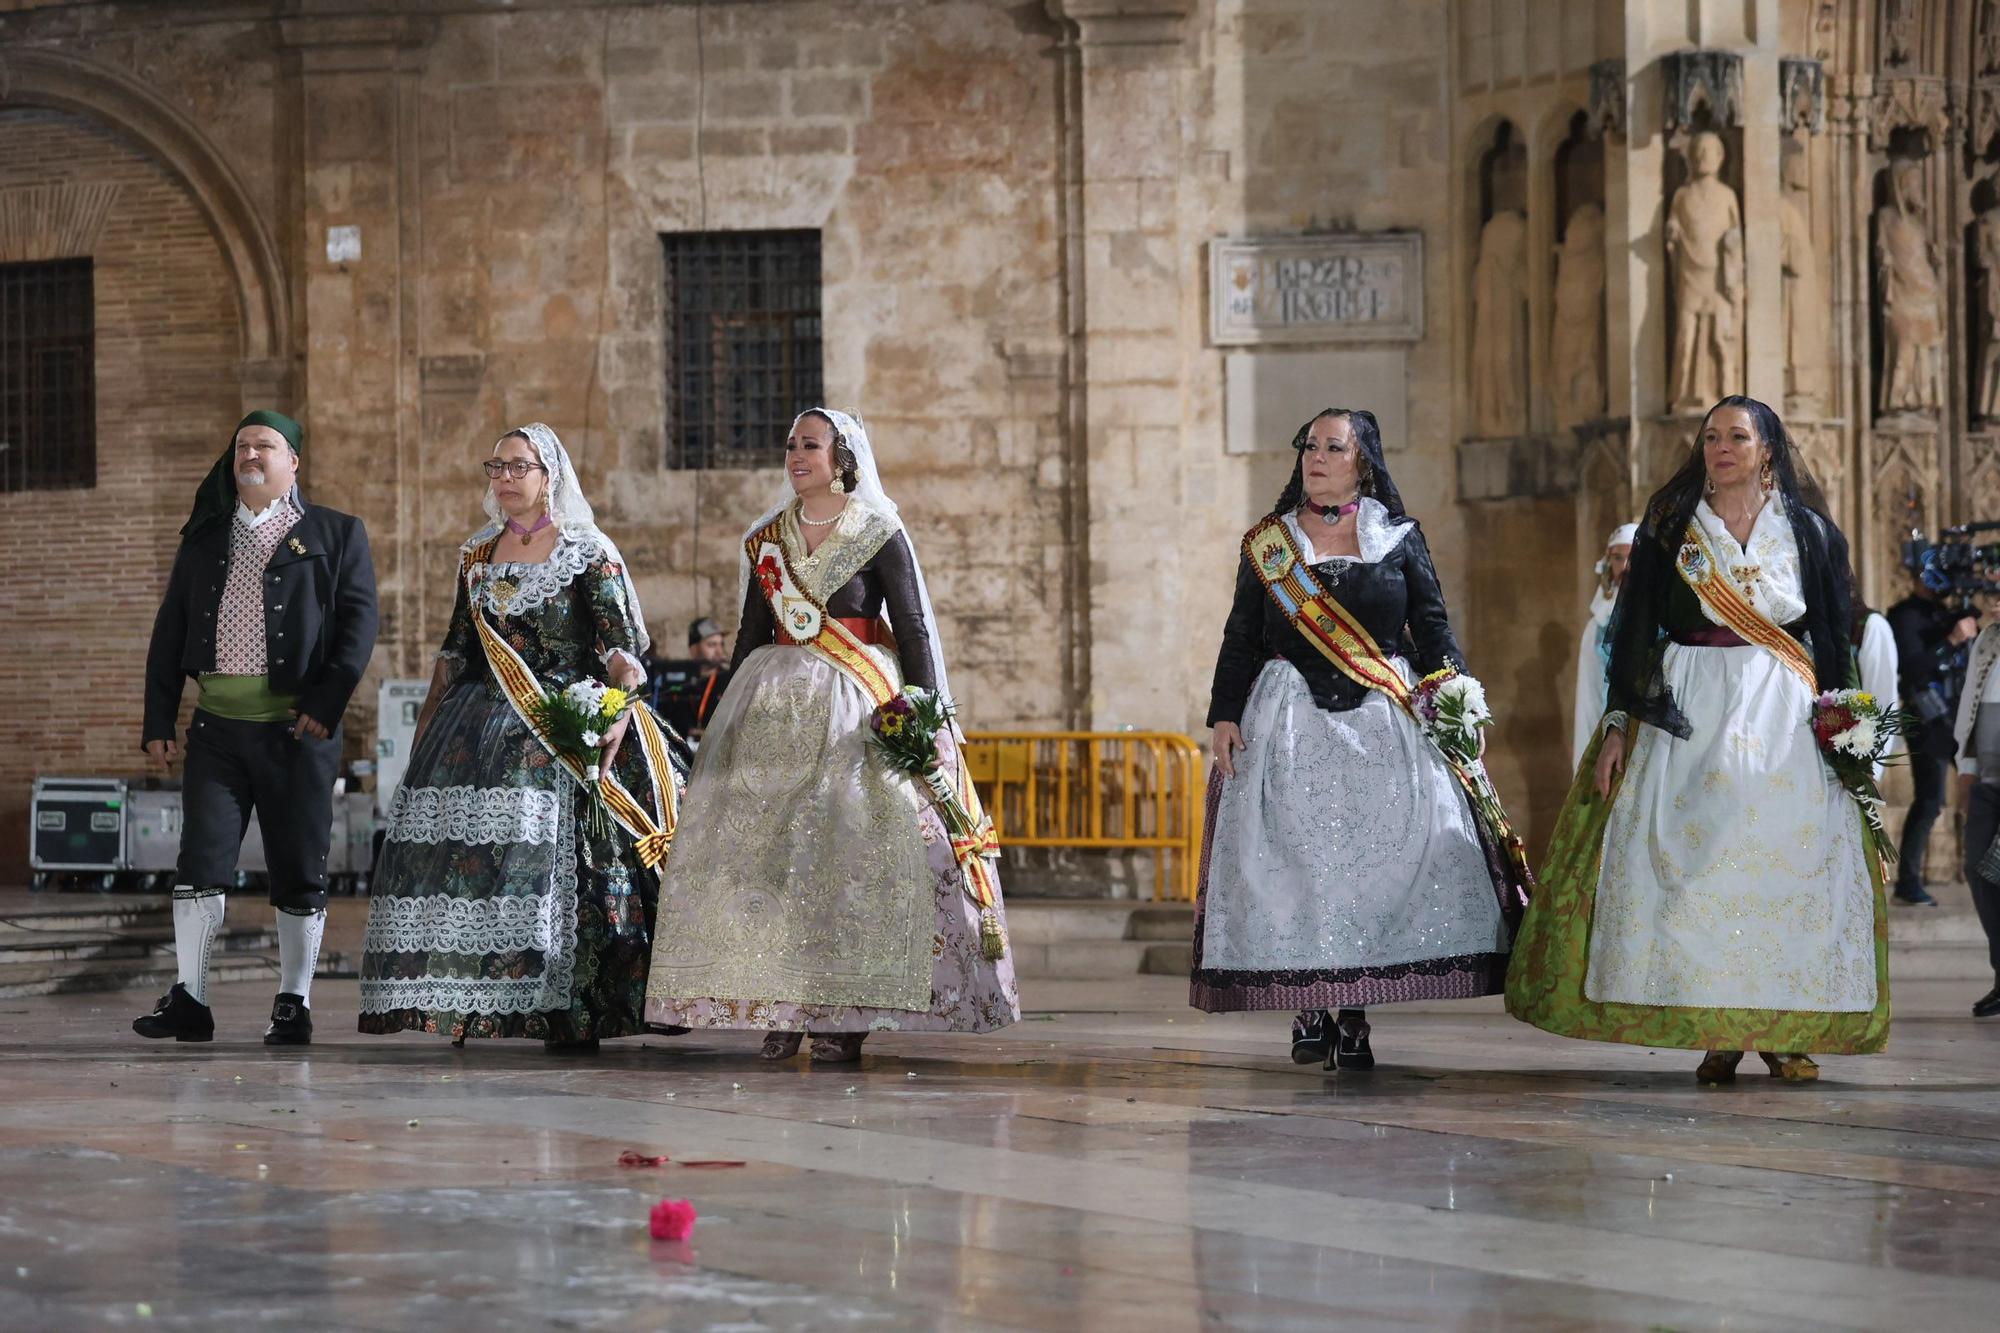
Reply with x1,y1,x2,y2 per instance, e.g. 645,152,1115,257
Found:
1270,407,1408,519
1604,395,1853,740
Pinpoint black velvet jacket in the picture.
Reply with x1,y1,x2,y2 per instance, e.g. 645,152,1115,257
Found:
143,503,379,743
732,529,937,691
1207,519,1462,726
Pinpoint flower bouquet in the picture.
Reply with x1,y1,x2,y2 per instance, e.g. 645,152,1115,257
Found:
527,679,634,841
866,686,1006,960
1412,667,1491,767
1411,666,1535,900
1811,689,1916,864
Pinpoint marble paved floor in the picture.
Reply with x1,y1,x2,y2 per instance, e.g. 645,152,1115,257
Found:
0,977,1996,1332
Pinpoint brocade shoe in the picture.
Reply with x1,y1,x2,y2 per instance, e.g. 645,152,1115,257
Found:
133,983,214,1042
1290,1009,1333,1065
1972,985,2000,1019
263,993,312,1046
760,1032,804,1061
809,1033,867,1064
1329,1009,1374,1072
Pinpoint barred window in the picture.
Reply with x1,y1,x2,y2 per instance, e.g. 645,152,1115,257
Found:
0,257,95,494
661,230,822,470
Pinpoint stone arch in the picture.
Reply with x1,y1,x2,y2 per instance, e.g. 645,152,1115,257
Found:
0,47,289,379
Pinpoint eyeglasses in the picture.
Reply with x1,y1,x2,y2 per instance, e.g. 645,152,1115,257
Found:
482,460,547,480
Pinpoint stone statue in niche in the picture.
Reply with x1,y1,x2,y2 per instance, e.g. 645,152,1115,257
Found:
1778,145,1828,412
1884,0,1918,68
1470,208,1528,437
1550,202,1606,429
1976,192,2000,420
1876,161,1944,416
1666,132,1744,412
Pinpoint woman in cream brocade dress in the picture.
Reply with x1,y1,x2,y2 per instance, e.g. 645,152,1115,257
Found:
644,409,1017,1063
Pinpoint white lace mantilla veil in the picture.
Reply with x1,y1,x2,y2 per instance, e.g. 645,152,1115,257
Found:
741,408,961,724
466,421,652,660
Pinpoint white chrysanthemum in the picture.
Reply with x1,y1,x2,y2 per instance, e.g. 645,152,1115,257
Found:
564,679,608,711
1439,674,1491,723
904,685,933,702
1834,718,1878,758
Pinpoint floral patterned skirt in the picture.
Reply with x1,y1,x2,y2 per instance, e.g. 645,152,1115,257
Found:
358,678,663,1042
1504,727,1891,1054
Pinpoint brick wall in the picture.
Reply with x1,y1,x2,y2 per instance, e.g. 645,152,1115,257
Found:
0,108,242,875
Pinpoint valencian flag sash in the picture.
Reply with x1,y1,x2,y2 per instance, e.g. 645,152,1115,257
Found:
1241,515,1534,903
746,517,1006,951
464,541,680,869
1673,519,1818,693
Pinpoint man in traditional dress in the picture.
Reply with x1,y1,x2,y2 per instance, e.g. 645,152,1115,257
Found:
135,411,378,1044
1571,523,1636,768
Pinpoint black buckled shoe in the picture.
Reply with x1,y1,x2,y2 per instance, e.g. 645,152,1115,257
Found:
1290,1009,1333,1065
1329,1008,1375,1072
1973,985,2000,1019
263,993,312,1046
133,983,214,1042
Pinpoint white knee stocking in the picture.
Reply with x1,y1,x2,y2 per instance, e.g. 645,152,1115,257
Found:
275,908,326,1004
171,887,226,1005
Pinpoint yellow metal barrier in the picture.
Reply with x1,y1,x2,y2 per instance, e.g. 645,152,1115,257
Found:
961,731,1208,901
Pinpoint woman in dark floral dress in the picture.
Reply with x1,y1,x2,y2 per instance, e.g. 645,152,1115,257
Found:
359,424,685,1051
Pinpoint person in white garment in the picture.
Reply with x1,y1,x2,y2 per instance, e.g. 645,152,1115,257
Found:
1853,585,1901,782
1508,395,1886,1082
1571,524,1637,768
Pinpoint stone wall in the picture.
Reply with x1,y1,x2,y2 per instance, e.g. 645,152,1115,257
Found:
0,107,243,870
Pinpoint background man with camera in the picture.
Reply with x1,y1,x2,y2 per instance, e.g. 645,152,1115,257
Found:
1889,568,1980,906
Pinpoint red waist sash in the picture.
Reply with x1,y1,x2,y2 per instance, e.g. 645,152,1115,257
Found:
777,616,884,647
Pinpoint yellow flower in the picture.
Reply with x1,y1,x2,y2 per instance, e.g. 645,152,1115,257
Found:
880,713,907,737
600,687,629,716
1851,691,1875,710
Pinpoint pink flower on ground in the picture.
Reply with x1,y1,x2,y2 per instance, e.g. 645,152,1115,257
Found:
649,1198,698,1241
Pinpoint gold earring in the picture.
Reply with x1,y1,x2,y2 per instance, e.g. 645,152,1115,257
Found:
1759,457,1774,493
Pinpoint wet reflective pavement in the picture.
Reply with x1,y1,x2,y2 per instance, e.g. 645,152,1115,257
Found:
1,977,1996,1331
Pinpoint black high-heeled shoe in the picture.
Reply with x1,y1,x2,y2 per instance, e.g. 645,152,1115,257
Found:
1327,1008,1374,1071
1290,1009,1334,1065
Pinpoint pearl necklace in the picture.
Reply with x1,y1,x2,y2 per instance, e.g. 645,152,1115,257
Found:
799,501,847,528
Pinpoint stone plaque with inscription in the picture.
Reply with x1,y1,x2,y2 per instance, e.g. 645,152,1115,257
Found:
1209,233,1424,346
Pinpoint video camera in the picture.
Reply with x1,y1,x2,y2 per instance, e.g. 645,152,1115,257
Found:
1904,520,2000,606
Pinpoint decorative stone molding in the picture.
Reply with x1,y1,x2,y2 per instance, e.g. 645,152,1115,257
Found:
1780,58,1825,135
1661,50,1744,134
1043,0,1195,47
1586,59,1626,139
1456,434,1580,503
0,182,120,262
1867,77,1953,151
0,47,290,363
275,13,436,73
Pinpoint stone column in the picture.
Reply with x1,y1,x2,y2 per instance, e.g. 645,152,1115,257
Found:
1046,0,1196,729
275,14,432,685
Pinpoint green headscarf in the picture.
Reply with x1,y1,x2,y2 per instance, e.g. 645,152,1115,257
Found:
182,410,303,537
